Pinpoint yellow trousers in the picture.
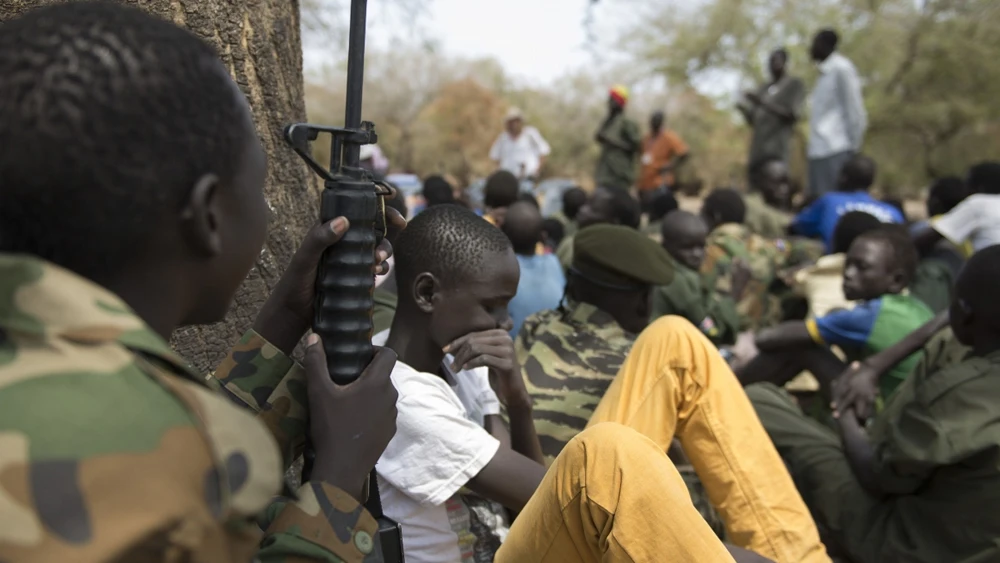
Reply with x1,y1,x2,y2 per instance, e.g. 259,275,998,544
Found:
497,423,736,562
590,316,829,562
497,316,829,562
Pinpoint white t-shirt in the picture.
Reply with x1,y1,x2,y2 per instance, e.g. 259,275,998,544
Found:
372,330,509,563
933,193,1000,254
488,126,551,179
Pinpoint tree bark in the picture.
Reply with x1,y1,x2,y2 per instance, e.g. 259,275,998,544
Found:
1,0,316,373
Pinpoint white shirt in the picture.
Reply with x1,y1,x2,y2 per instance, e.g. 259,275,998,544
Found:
808,53,867,158
933,193,1000,253
372,330,508,563
488,126,551,179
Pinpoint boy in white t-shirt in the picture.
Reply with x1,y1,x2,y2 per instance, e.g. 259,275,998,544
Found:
377,204,771,563
378,204,548,563
916,161,1000,255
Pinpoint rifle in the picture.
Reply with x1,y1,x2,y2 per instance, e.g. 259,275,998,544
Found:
283,0,404,560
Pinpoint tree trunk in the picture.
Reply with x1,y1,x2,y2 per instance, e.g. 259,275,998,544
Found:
1,0,316,374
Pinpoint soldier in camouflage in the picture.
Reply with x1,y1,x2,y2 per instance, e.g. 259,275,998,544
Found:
0,4,404,561
700,188,802,331
516,224,727,538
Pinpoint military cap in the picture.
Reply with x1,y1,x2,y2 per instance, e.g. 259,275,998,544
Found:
572,224,674,288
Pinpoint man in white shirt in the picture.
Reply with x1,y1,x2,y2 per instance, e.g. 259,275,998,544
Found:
915,161,1000,256
807,29,867,197
489,107,551,186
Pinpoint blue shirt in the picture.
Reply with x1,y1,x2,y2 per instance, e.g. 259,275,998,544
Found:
793,192,904,251
806,293,933,400
508,254,565,338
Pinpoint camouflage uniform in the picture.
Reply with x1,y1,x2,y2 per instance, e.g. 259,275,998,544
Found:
517,300,726,538
700,223,789,331
0,255,376,562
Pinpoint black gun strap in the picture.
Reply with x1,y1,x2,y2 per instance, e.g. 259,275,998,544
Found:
364,468,385,518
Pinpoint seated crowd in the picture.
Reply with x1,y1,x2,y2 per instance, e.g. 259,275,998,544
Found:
4,4,1000,563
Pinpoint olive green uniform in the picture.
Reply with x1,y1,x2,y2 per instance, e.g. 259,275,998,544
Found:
372,287,398,335
743,192,792,239
595,114,642,190
651,256,740,346
747,347,1000,563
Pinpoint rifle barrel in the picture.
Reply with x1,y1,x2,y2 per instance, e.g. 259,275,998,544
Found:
341,0,368,170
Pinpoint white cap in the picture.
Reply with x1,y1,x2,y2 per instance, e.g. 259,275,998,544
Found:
505,107,524,122
359,144,376,161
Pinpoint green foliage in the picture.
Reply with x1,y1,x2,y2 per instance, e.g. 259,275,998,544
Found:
625,0,1000,195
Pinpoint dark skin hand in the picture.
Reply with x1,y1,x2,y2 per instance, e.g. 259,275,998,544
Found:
445,329,545,464
833,310,950,420
834,405,882,496
303,335,400,502
444,329,547,511
253,207,407,355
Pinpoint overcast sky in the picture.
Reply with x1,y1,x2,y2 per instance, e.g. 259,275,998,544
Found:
304,0,628,85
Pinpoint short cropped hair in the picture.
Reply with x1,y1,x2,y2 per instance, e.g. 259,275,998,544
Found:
841,154,877,191
604,187,642,229
702,188,746,225
541,218,565,248
422,175,455,207
928,176,968,216
0,1,247,280
957,245,1000,331
832,211,884,254
649,191,680,222
484,170,520,209
855,225,919,286
967,162,1000,195
816,29,839,50
394,204,512,293
562,187,588,221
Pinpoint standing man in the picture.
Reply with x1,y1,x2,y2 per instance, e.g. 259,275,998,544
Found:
489,107,551,191
595,85,643,191
739,48,805,172
637,110,690,214
807,29,867,197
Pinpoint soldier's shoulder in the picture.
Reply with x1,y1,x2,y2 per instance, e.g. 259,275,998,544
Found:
0,338,202,440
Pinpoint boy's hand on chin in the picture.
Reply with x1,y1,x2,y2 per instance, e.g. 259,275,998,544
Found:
444,329,531,410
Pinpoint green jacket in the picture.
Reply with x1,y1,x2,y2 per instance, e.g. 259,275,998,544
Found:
595,113,642,190
372,287,398,335
743,192,792,240
864,348,1000,562
651,257,740,346
0,254,375,562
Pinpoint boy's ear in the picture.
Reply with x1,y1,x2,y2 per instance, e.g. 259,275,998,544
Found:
179,173,223,257
412,272,438,314
887,267,908,294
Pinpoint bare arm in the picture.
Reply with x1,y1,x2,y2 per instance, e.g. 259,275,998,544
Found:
866,311,948,375
755,321,814,352
467,448,547,511
913,224,945,256
837,407,882,496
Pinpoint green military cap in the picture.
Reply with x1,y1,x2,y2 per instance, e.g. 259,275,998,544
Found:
572,224,674,288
